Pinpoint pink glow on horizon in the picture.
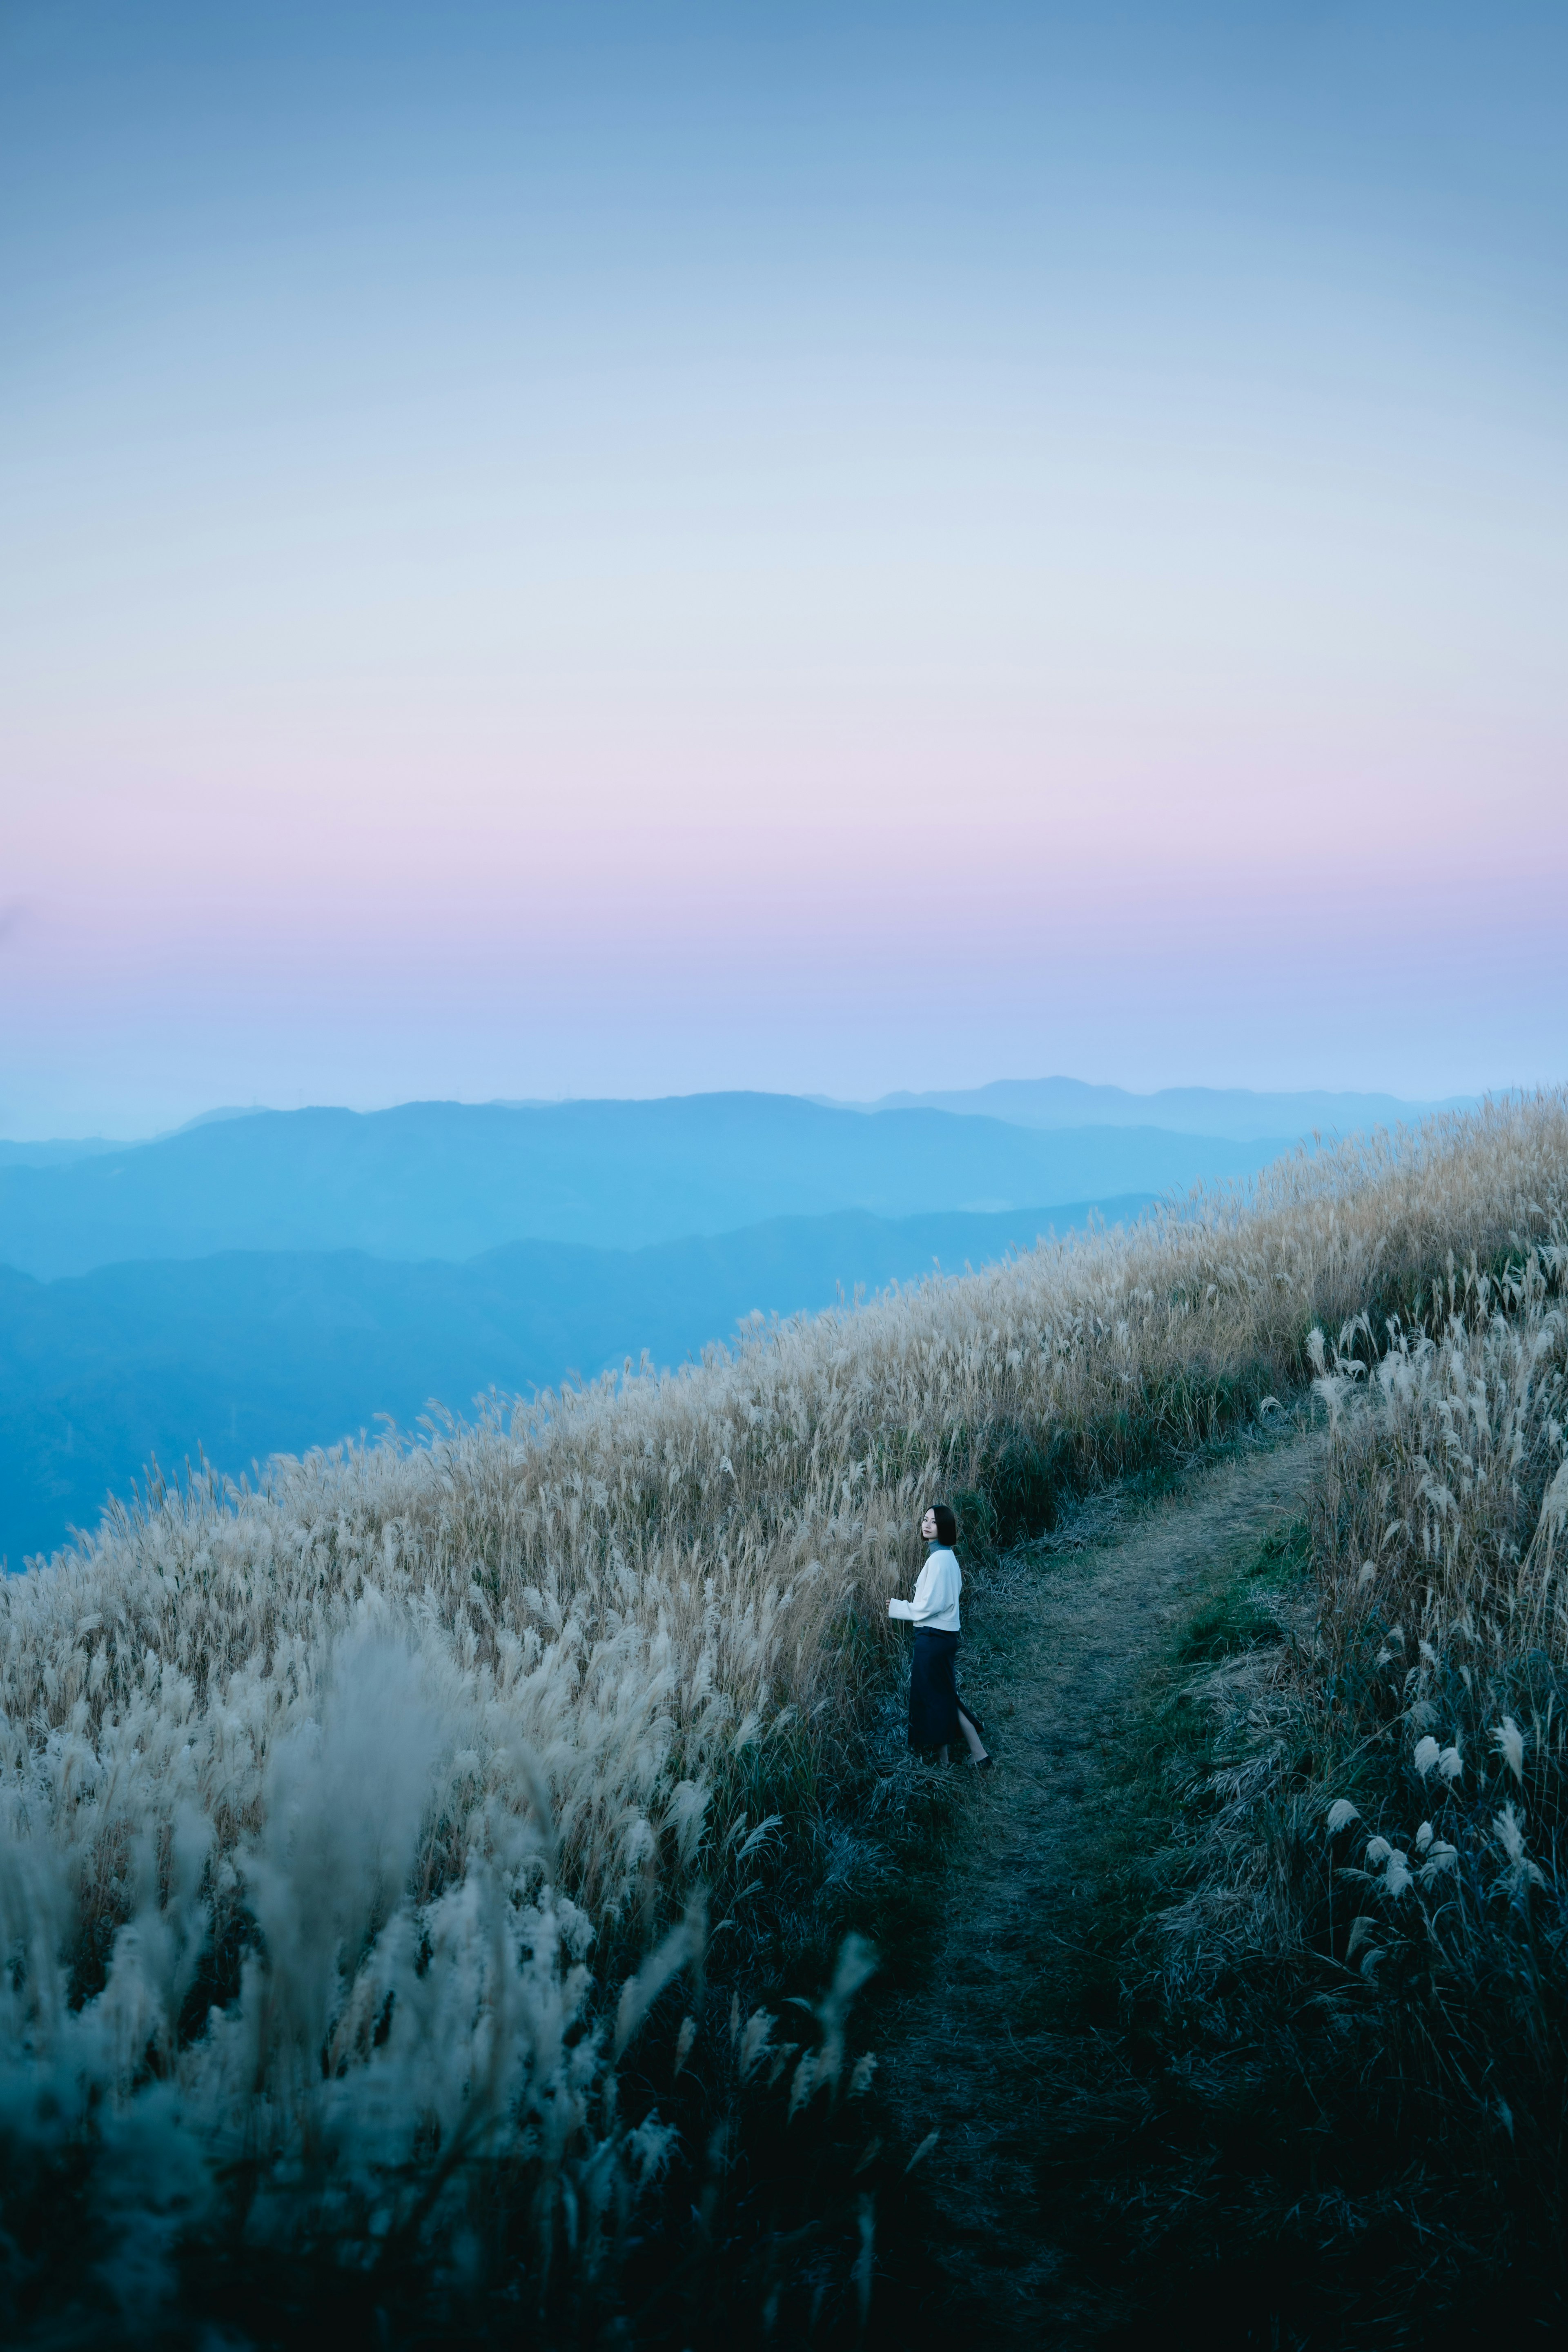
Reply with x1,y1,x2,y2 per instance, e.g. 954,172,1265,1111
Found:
4,3,1566,1135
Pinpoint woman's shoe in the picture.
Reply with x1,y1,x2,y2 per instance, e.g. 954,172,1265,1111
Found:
976,1754,993,1773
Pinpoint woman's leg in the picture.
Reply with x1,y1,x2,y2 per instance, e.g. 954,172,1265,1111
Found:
956,1707,989,1764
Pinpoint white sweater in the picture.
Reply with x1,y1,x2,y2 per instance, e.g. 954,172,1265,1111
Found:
888,1546,962,1633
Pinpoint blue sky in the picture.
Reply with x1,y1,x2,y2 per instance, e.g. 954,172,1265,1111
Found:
2,2,1565,1133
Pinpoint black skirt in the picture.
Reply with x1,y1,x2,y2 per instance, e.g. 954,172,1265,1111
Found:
908,1628,980,1750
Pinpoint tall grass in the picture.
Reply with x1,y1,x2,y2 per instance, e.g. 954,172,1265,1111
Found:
2,1092,1566,2336
1140,1186,1568,2330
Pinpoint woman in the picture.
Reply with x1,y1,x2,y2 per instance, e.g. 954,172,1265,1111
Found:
888,1503,992,1768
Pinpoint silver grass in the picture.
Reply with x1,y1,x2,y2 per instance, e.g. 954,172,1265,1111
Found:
1493,1716,1527,1785
0,1091,1564,2293
1381,1849,1413,1898
1492,1801,1545,1893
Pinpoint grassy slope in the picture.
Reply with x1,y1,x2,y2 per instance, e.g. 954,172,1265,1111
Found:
862,1236,1568,2345
0,1099,1565,2344
1117,1244,1568,2343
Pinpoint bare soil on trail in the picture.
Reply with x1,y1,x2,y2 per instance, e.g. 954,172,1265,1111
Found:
880,1428,1319,2345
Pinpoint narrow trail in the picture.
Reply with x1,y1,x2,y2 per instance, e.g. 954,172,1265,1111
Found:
880,1428,1318,2344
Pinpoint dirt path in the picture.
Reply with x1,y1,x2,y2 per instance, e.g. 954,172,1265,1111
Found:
880,1428,1318,2343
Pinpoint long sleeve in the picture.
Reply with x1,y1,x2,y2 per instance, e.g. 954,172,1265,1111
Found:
888,1549,962,1630
887,1559,930,1620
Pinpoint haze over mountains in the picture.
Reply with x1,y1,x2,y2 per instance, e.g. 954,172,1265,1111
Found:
0,1080,1454,1566
855,1077,1475,1138
0,1094,1304,1282
0,1195,1152,1566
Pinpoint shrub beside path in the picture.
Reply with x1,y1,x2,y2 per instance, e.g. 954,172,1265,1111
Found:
880,1428,1318,2344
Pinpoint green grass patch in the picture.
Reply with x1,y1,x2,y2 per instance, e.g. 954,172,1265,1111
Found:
1176,1515,1310,1666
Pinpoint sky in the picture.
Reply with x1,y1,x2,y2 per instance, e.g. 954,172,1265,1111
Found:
2,0,1565,1137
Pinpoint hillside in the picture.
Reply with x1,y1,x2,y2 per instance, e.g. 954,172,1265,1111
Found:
1,1098,1564,2343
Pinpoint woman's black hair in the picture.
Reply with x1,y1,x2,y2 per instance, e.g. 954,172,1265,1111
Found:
929,1503,958,1549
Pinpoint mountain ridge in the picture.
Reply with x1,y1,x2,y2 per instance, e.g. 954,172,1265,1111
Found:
0,1094,1297,1280
842,1076,1476,1139
1,1193,1153,1566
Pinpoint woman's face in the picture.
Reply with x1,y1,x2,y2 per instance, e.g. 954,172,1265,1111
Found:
920,1508,938,1543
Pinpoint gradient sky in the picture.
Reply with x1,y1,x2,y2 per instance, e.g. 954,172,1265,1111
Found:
2,0,1565,1136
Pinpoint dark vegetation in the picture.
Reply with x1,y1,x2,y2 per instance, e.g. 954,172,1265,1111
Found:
961,1270,1568,2343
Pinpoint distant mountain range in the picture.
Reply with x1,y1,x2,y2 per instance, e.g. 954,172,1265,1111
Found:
0,1078,1464,1566
0,1195,1150,1566
0,1094,1301,1281
843,1077,1475,1140
0,1076,1466,1173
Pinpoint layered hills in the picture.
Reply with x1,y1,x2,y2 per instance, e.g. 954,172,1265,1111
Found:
0,1195,1147,1564
0,1094,1292,1281
857,1076,1472,1137
0,1083,1444,1565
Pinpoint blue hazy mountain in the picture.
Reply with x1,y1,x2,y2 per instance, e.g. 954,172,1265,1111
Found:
0,1195,1150,1567
0,1136,128,1170
0,1095,1294,1281
853,1077,1473,1140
